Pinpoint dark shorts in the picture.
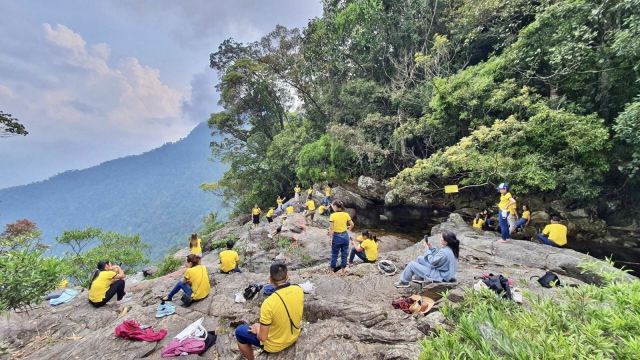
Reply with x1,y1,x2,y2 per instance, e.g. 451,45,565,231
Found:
235,324,262,348
252,215,260,224
267,216,273,223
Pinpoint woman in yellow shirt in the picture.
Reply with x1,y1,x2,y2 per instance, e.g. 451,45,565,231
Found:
252,205,261,228
328,200,354,275
276,196,285,212
88,260,126,307
266,207,275,223
349,231,378,265
496,183,516,243
294,184,301,202
189,233,202,257
472,214,485,230
515,204,531,230
161,254,211,306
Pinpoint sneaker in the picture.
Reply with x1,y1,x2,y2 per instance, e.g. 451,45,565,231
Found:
156,302,176,318
394,281,410,288
115,296,132,305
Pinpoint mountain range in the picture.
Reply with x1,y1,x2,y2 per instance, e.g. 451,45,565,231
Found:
0,122,228,260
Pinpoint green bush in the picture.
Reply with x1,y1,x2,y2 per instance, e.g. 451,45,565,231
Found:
153,254,183,278
296,135,354,185
421,264,640,359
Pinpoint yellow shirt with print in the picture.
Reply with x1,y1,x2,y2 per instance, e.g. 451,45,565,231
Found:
219,249,240,273
259,285,304,353
360,239,378,261
543,224,568,246
88,270,116,303
266,209,274,218
473,219,485,229
522,210,531,219
252,207,261,215
185,265,210,300
329,211,351,233
191,238,202,255
498,192,513,211
306,200,316,211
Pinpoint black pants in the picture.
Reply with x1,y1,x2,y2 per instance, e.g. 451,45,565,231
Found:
90,279,126,307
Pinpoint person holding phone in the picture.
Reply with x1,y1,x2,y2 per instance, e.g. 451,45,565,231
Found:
394,231,459,288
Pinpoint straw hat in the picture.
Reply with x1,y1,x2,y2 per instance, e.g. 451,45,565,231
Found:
408,295,435,314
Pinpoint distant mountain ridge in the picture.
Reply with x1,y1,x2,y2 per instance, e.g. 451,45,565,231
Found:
0,122,228,259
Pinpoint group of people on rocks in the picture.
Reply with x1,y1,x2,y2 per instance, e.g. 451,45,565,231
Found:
251,183,333,229
84,181,571,359
472,183,568,248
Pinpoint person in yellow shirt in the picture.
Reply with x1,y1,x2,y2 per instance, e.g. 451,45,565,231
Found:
189,233,202,257
252,205,261,228
276,196,285,212
235,263,304,359
496,183,516,243
507,197,518,234
349,231,378,265
266,207,275,223
220,240,241,273
472,214,485,230
307,186,313,196
294,184,301,202
304,197,316,225
88,260,127,307
537,216,567,247
329,200,354,275
162,254,210,306
516,204,531,230
286,205,295,215
322,184,332,206
317,204,328,216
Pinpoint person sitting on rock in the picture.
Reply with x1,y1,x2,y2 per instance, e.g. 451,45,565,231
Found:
395,231,459,288
220,240,241,274
537,215,567,247
481,209,495,230
88,260,127,307
496,183,516,243
235,262,304,359
252,205,261,228
328,200,354,275
286,204,295,215
317,204,328,216
515,204,531,231
472,213,485,230
189,233,202,257
349,232,378,265
304,196,316,225
266,207,275,224
161,254,210,306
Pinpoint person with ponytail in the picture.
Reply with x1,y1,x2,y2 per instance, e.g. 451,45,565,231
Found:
189,233,202,257
328,200,354,275
161,254,210,306
395,231,459,288
88,260,127,307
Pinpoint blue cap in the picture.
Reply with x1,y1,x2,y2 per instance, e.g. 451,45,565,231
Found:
496,183,509,190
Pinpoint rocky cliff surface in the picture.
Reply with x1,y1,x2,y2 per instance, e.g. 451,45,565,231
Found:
1,212,630,360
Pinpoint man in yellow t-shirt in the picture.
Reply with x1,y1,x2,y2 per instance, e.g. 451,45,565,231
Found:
235,263,304,359
88,260,127,307
252,205,261,228
304,197,316,225
537,216,567,247
220,240,241,273
162,254,211,306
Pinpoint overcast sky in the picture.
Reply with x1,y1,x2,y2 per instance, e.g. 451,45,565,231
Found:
0,0,322,189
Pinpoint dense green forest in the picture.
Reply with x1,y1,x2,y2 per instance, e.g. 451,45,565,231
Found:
0,123,228,259
205,0,640,212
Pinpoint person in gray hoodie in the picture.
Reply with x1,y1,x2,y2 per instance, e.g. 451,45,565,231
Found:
395,231,459,288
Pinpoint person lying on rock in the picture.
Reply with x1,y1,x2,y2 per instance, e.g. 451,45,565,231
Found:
349,231,378,266
161,254,210,306
220,240,242,274
88,260,127,307
536,215,567,248
235,262,304,360
328,200,354,275
395,231,459,288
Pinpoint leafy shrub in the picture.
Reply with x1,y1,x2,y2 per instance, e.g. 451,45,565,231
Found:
153,254,183,278
57,227,149,288
421,263,640,359
296,135,354,185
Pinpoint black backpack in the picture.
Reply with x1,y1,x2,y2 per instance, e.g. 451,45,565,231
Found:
243,284,263,300
534,271,561,288
482,274,512,299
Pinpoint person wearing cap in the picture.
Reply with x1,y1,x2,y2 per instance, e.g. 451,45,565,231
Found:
395,231,459,288
496,183,516,243
235,262,304,359
537,216,567,247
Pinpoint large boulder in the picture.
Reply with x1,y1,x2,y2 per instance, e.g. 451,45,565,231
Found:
357,176,388,201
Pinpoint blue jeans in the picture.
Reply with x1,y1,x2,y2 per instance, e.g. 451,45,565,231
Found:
516,218,527,229
322,196,331,206
221,267,242,274
331,232,349,271
235,324,262,347
349,248,371,263
167,281,192,301
498,214,509,240
537,234,561,247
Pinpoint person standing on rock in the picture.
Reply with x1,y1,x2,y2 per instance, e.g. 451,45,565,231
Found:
537,215,567,247
294,184,301,203
496,183,516,243
395,231,459,288
304,196,316,225
266,207,275,224
322,184,332,206
161,254,210,306
235,262,304,359
328,200,354,275
276,196,285,213
88,260,128,307
252,205,261,228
